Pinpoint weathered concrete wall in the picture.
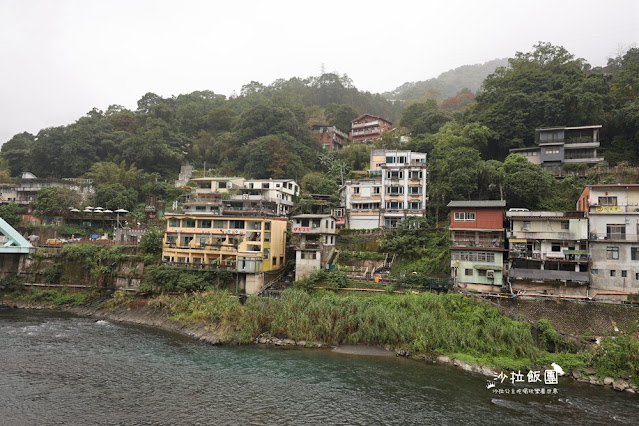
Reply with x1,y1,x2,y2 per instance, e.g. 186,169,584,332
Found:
494,298,639,336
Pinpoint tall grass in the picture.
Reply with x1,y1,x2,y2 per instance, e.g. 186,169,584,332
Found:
153,289,540,364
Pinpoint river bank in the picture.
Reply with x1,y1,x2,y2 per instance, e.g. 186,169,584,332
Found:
2,294,637,394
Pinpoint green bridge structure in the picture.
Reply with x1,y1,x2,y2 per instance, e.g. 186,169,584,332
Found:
0,216,32,254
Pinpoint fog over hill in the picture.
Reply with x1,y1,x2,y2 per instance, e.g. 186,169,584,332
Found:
384,58,509,101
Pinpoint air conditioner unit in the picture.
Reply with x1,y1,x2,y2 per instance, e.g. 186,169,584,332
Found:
486,270,495,279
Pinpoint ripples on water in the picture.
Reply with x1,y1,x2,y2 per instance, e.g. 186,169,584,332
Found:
0,309,637,425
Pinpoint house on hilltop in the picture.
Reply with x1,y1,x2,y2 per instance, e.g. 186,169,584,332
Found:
350,114,393,143
509,125,604,173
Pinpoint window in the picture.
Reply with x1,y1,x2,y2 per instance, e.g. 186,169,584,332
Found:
386,171,403,179
385,186,403,195
591,269,598,275
280,256,284,265
632,247,639,260
408,171,423,179
454,212,476,222
218,181,227,189
561,221,569,230
385,201,403,209
636,273,639,280
230,220,245,229
610,270,617,277
272,257,277,266
552,243,561,252
465,269,473,276
607,247,620,260
214,220,226,229
622,270,627,278
199,220,212,228
408,186,422,195
353,187,360,195
183,219,196,228
522,221,531,230
264,221,271,231
545,148,560,154
169,218,180,227
606,224,626,240
598,196,617,206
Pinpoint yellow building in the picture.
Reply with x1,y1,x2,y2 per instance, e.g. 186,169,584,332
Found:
162,213,288,294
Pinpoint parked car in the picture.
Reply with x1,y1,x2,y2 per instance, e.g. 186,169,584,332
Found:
45,238,64,245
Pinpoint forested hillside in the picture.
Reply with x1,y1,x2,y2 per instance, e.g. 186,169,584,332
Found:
383,58,509,102
1,42,638,220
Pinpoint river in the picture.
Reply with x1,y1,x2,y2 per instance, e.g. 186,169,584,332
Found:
0,309,636,425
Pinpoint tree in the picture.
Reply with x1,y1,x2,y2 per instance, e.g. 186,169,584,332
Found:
87,161,144,190
501,154,553,209
380,217,431,258
399,100,452,135
324,103,359,131
92,183,138,211
1,132,34,176
470,42,609,157
32,187,81,218
0,203,24,227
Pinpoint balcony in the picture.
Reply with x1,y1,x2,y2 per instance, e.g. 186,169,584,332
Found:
590,232,639,241
508,268,589,283
509,250,589,262
352,120,379,129
292,242,322,250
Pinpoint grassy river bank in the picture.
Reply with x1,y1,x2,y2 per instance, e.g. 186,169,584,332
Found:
2,286,638,393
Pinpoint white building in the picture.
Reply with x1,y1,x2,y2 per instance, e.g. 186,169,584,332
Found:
578,184,639,298
291,214,337,280
340,149,427,229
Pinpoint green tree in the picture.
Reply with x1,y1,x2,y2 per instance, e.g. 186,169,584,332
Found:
32,187,81,218
92,183,138,211
501,154,553,209
324,103,359,131
0,203,24,227
87,161,143,190
1,132,34,176
470,42,609,157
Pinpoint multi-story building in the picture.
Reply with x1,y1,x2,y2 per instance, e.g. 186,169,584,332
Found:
162,209,288,294
577,184,639,298
187,177,299,217
291,214,337,280
448,200,507,293
341,150,427,229
350,114,393,143
506,210,589,296
311,125,349,151
509,125,604,171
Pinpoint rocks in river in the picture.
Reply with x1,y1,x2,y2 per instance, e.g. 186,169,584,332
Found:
612,379,628,392
604,376,614,386
571,369,581,379
437,355,451,364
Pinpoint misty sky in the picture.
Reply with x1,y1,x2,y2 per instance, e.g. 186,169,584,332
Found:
1,0,637,145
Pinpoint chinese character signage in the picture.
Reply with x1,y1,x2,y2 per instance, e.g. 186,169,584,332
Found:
595,206,621,213
292,227,312,233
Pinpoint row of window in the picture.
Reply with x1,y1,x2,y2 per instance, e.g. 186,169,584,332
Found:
605,246,639,260
450,251,497,262
168,219,273,230
454,212,476,222
464,269,493,277
591,269,639,279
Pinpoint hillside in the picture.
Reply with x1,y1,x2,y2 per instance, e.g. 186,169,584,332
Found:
383,58,509,101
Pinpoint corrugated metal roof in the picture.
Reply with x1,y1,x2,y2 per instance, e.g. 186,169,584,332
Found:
447,200,506,208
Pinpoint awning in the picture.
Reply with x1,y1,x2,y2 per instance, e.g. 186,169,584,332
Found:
475,265,503,271
510,239,527,243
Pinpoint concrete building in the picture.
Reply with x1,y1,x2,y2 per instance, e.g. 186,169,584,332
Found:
311,125,349,151
506,210,589,296
510,125,604,172
350,114,393,143
341,149,427,229
577,184,639,298
162,210,288,294
291,214,337,280
0,172,93,206
448,200,506,293
187,177,299,217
